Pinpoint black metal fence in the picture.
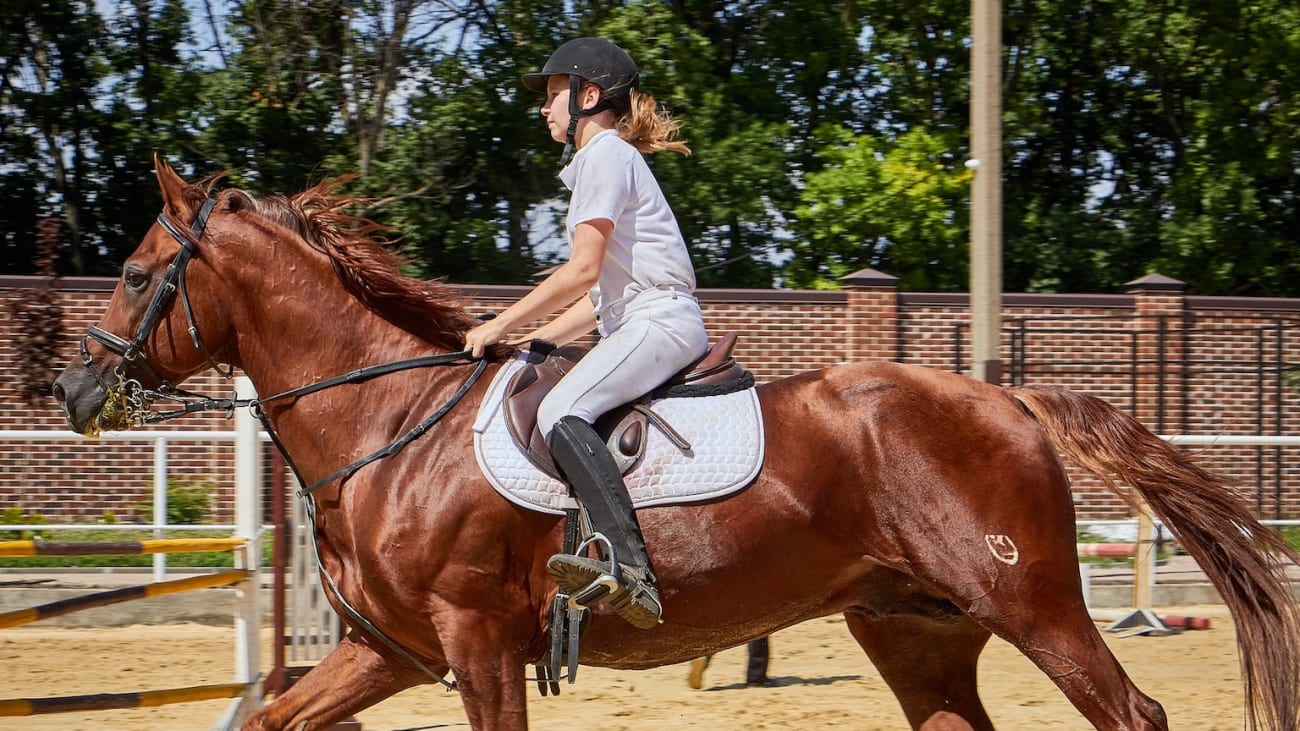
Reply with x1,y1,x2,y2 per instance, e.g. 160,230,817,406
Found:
951,315,1300,518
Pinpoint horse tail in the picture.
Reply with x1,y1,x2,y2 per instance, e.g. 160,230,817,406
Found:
1012,385,1300,731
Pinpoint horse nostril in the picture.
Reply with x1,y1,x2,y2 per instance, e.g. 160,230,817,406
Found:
51,382,65,404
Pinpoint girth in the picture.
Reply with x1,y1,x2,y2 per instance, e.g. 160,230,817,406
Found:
502,332,751,478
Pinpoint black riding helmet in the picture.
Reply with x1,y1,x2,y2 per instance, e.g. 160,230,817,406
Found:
522,37,640,165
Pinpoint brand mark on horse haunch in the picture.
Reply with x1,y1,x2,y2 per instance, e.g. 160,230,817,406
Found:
985,534,1020,565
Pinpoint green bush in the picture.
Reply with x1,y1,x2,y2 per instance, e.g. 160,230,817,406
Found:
136,477,215,524
1279,525,1300,553
1,507,51,540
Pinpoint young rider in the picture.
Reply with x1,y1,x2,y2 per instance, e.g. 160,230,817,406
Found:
462,37,707,629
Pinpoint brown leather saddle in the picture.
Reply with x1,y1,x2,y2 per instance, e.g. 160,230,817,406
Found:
502,332,752,479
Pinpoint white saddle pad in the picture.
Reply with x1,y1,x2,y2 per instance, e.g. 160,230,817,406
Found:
472,357,765,515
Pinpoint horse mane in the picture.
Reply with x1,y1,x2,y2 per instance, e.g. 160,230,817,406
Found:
213,178,500,356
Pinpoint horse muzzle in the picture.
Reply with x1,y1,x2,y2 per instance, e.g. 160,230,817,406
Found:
52,361,116,436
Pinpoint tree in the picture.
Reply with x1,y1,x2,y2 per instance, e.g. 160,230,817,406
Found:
2,0,1300,297
94,0,205,271
790,126,971,290
0,3,107,274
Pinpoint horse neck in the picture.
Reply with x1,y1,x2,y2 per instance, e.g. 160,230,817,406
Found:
226,254,461,428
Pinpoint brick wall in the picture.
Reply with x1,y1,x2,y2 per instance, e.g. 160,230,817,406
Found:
3,272,1297,525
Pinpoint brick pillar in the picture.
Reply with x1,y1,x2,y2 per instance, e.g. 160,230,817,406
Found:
1126,273,1186,433
839,268,900,363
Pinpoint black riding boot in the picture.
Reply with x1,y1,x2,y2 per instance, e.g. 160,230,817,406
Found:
545,415,662,629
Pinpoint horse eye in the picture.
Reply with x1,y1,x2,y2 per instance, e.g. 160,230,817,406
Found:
124,270,148,291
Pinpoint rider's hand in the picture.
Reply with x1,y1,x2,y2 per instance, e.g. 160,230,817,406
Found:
464,320,507,358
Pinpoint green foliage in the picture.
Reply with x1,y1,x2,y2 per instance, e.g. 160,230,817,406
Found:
136,477,215,525
1279,525,1300,554
3,1,1300,296
0,507,50,541
791,127,971,289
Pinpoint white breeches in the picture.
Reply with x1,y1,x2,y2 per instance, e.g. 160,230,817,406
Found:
537,287,708,438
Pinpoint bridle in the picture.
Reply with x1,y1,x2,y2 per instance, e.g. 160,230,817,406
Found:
79,197,232,426
82,198,229,396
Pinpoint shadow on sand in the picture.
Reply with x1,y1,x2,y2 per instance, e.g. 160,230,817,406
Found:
702,674,863,691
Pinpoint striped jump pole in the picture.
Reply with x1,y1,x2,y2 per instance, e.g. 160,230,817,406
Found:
0,682,250,717
0,569,251,630
1076,543,1137,558
0,537,246,557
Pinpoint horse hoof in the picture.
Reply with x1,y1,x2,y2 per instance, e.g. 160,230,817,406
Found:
687,656,710,689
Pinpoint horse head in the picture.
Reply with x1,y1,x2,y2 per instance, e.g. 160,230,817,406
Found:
53,155,239,436
53,155,489,437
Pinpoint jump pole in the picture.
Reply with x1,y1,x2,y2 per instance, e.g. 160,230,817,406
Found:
0,570,251,629
0,537,246,557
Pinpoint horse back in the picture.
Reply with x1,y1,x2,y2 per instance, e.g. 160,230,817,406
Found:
751,359,1071,526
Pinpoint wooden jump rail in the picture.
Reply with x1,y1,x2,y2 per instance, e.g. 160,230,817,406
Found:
0,569,251,630
0,682,249,717
0,536,246,557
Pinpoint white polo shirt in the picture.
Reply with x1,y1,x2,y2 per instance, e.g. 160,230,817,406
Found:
558,129,696,318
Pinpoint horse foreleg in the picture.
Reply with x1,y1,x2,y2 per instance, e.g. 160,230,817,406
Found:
243,632,432,731
449,659,530,731
844,611,994,730
436,610,536,731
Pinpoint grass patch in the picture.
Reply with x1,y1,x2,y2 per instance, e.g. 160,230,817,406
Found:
1278,525,1300,553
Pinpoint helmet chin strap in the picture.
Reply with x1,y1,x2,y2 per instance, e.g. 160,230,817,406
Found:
560,75,614,166
560,118,580,166
560,75,583,166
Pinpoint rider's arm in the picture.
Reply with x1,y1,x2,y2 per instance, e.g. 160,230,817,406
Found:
511,296,596,346
464,218,612,357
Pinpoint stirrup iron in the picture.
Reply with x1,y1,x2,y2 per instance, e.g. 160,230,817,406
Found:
565,532,621,609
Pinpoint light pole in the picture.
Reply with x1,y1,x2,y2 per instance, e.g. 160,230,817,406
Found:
970,0,1003,384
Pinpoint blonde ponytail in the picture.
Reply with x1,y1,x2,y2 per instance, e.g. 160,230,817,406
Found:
617,90,690,156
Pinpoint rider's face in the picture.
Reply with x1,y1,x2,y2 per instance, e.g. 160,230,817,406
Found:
541,76,571,143
541,76,599,144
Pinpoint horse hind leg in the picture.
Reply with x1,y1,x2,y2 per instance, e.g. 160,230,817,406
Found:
913,538,1168,729
844,610,995,730
977,601,1167,731
847,598,1167,731
243,632,432,731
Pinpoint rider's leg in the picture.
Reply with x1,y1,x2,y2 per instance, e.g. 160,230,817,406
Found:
546,414,662,629
536,295,707,629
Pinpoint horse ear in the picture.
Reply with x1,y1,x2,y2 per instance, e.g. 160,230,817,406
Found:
153,153,194,220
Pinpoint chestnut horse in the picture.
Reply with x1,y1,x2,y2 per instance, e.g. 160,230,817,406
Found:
53,159,1300,731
